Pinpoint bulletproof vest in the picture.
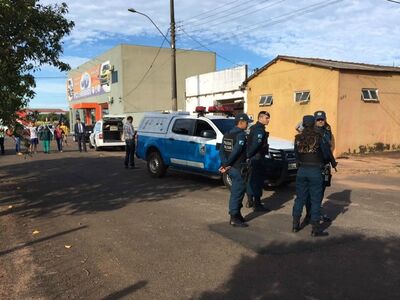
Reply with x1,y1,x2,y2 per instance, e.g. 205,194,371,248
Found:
295,130,323,166
222,130,246,169
247,123,269,159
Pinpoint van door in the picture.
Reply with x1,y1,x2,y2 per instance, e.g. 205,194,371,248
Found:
167,118,199,168
192,119,220,173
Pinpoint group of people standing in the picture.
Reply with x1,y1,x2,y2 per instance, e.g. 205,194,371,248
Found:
0,121,69,155
219,110,337,237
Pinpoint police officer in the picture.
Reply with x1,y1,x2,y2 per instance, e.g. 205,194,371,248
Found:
219,113,251,227
304,111,336,224
246,111,270,211
292,115,336,237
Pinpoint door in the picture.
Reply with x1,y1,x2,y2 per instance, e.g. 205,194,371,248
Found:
192,119,219,173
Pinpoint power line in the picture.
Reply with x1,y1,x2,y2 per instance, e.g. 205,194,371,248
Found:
181,0,256,24
179,27,252,71
181,0,343,49
180,0,286,32
386,0,400,4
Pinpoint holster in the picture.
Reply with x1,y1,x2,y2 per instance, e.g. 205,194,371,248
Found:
322,164,332,187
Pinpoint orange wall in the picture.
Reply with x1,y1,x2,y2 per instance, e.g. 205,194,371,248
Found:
247,60,340,144
337,72,400,154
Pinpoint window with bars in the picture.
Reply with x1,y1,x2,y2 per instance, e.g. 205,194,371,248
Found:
294,91,310,103
361,88,379,102
258,95,273,106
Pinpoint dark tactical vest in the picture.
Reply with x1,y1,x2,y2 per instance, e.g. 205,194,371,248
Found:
247,123,269,160
295,130,324,166
222,130,246,169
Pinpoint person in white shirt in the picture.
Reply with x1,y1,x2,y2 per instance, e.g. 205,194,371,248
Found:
27,122,38,153
123,116,136,169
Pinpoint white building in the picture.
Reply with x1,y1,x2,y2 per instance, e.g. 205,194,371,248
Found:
185,65,248,114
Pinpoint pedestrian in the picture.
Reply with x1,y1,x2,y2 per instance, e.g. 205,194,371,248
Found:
123,116,136,169
27,122,39,153
60,121,69,146
219,113,251,227
39,124,52,153
303,111,336,224
54,123,64,152
74,118,87,152
245,111,270,212
292,115,337,237
0,124,6,155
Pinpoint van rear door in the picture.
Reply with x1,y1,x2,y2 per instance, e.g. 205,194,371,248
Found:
103,117,124,142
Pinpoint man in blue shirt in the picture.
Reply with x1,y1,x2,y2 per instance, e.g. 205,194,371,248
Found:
219,113,251,227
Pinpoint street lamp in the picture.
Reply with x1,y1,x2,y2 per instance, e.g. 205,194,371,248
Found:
128,4,178,111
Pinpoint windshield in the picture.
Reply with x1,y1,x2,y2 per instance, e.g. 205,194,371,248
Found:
211,119,235,134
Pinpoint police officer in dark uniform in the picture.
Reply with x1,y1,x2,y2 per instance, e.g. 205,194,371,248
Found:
292,115,336,237
246,111,270,211
304,111,336,224
219,113,251,227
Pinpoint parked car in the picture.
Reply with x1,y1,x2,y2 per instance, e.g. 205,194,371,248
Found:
89,116,125,151
136,112,297,188
84,124,94,143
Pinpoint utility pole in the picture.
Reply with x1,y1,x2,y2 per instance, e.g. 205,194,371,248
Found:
170,0,178,111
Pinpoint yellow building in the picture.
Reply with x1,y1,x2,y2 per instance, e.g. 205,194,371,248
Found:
245,56,400,155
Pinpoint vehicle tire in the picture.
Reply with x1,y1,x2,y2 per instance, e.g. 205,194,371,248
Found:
222,173,232,190
147,151,166,178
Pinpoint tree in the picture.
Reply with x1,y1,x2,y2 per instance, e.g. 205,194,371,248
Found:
0,0,74,126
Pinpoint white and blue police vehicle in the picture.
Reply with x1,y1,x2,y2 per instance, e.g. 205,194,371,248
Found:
136,111,297,188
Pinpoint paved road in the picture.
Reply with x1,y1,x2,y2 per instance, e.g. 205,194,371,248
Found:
1,143,400,299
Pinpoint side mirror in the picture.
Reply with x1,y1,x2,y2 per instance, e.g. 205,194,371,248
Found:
201,130,216,139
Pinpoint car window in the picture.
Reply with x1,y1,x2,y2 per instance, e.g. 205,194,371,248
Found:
172,119,195,135
211,119,235,134
194,120,215,137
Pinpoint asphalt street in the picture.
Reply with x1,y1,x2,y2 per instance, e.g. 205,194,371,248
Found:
1,142,400,299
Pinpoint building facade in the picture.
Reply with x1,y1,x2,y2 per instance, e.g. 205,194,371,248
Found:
185,65,247,114
245,56,400,155
67,44,216,127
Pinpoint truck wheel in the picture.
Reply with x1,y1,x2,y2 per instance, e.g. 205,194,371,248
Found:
147,151,166,178
222,173,232,190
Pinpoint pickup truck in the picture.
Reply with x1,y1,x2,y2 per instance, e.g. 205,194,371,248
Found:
136,112,297,188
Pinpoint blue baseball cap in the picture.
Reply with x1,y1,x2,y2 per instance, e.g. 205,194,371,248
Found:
314,111,326,120
235,113,252,123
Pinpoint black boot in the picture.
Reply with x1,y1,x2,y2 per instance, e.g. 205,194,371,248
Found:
253,197,270,212
311,221,328,237
246,195,254,208
230,214,248,227
292,217,301,233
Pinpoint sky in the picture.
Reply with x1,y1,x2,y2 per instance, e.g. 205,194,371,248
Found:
31,0,400,109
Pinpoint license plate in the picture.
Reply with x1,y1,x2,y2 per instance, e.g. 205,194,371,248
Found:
288,162,297,170
109,125,118,131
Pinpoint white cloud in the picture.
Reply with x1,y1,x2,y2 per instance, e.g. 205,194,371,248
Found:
36,0,400,67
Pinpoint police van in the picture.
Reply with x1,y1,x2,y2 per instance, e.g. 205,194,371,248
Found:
135,111,297,188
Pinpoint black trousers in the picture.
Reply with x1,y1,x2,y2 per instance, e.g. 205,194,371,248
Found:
0,137,4,154
76,133,87,152
124,139,135,167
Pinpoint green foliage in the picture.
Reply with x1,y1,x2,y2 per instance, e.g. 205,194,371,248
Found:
0,0,74,125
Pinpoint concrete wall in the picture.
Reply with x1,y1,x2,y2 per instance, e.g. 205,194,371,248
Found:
121,45,216,113
246,60,339,142
337,71,400,154
185,66,247,113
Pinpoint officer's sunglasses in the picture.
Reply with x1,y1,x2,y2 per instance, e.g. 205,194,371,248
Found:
316,119,325,122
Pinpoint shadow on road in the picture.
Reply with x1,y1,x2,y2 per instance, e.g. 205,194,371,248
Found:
196,234,400,299
321,189,352,231
245,184,296,222
101,280,148,300
0,156,220,219
0,225,88,256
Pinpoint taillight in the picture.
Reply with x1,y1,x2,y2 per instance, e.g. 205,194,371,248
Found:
99,133,103,139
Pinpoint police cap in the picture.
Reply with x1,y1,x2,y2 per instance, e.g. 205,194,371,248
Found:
235,113,252,123
314,111,326,120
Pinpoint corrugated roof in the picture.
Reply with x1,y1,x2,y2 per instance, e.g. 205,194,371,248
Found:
245,55,400,83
